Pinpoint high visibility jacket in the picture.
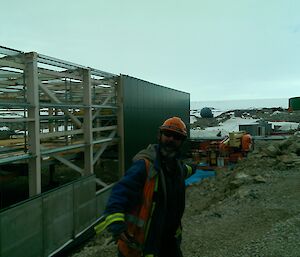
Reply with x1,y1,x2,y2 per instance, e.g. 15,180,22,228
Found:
117,158,157,257
94,144,194,257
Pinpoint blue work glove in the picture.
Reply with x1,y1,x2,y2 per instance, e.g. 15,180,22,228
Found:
107,221,127,242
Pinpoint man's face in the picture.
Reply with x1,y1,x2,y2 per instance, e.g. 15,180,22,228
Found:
159,130,184,157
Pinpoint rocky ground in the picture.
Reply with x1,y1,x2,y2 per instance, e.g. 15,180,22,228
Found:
182,135,300,257
69,133,300,257
69,109,300,257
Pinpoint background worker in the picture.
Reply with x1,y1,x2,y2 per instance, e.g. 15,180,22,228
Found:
95,117,195,257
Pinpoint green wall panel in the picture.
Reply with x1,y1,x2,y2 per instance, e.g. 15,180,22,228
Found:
74,176,96,235
43,185,74,256
96,185,113,216
0,175,100,257
0,198,43,257
121,75,190,170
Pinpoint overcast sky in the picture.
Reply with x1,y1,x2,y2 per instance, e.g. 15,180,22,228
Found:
1,0,299,101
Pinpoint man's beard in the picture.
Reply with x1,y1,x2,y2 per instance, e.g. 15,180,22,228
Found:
160,140,180,158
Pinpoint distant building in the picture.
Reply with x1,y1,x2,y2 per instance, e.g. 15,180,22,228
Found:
289,97,300,111
239,120,272,136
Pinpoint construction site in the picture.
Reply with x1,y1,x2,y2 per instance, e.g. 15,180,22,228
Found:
70,112,300,257
1,46,300,257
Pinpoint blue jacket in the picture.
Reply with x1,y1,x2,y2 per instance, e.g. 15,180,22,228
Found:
98,144,194,256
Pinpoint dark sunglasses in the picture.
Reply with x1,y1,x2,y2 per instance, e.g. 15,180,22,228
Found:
162,130,184,140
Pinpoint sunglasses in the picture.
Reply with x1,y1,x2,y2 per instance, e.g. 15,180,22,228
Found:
162,130,184,140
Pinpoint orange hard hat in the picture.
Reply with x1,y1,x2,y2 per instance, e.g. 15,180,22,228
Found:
160,117,187,137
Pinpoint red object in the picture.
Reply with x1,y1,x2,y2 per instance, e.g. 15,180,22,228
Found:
241,134,252,152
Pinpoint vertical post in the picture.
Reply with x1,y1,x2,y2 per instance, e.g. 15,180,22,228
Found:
116,76,125,177
25,52,41,196
83,68,93,175
49,108,54,133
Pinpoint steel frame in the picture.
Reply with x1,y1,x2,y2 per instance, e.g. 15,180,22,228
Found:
0,46,120,196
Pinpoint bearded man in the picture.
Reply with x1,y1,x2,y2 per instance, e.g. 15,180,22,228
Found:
95,117,195,257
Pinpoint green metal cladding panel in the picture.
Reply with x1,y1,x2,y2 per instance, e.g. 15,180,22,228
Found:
0,175,99,257
74,176,97,235
0,198,43,257
121,75,190,170
43,184,74,256
289,97,300,110
96,185,113,216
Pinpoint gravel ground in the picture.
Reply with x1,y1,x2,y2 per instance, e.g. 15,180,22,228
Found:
182,168,300,257
70,134,300,257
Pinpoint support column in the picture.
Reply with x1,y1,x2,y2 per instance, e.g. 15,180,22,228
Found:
25,52,41,196
83,68,93,175
116,76,125,177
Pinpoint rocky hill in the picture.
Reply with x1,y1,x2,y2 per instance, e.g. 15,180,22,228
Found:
191,108,300,130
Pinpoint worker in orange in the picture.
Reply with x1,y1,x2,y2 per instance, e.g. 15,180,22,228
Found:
241,133,252,155
95,117,195,257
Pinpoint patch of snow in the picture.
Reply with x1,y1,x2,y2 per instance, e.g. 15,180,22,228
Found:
190,116,197,124
270,111,282,116
0,126,10,131
0,111,24,118
190,117,259,138
271,122,299,131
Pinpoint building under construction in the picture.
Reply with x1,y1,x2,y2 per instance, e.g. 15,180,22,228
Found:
0,46,190,257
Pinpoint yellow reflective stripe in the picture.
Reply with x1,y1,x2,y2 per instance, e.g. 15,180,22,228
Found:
94,213,125,234
154,176,159,191
145,255,154,257
185,164,193,177
175,226,182,238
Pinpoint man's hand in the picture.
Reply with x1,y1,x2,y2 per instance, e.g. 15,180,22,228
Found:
107,221,127,242
119,232,142,251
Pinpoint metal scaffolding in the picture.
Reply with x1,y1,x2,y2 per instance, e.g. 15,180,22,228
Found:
0,46,119,196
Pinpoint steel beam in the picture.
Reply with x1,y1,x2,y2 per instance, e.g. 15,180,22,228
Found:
39,128,84,139
39,102,85,108
83,68,93,175
0,45,23,56
95,178,107,187
93,131,117,165
92,94,114,120
25,52,41,196
0,153,33,165
92,125,117,133
93,137,115,145
0,118,34,123
39,83,82,128
41,143,85,155
38,67,82,81
0,59,24,70
53,155,84,175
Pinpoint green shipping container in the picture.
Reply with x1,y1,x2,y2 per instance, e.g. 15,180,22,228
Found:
289,97,300,111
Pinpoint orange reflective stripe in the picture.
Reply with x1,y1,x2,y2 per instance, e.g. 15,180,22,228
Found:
119,158,157,257
139,160,155,221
